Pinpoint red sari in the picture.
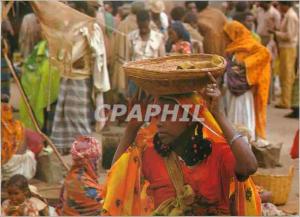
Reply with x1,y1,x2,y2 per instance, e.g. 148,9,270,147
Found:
142,141,235,215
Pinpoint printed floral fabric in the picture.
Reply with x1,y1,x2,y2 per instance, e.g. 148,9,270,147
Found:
1,199,39,216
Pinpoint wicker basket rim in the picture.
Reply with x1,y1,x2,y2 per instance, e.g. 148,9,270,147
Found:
123,54,227,74
126,72,221,79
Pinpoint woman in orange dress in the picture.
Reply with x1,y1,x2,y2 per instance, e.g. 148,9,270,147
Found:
224,21,271,140
102,79,261,215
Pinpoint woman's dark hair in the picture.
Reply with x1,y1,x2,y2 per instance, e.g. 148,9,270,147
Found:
170,21,191,42
6,174,31,197
136,9,150,23
171,6,186,21
183,12,198,25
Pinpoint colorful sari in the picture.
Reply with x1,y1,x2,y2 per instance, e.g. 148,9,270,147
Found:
56,136,103,216
224,21,271,139
102,93,261,216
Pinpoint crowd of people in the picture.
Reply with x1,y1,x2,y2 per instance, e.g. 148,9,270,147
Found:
1,0,299,216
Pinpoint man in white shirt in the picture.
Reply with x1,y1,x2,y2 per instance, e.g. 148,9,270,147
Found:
127,10,165,97
256,1,281,46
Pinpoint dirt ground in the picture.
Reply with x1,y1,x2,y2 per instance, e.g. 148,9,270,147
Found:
7,82,300,214
263,106,299,214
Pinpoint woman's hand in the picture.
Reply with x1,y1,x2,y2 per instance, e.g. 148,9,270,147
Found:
201,73,258,178
201,72,222,116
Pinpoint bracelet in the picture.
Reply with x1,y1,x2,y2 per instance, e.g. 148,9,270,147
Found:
230,133,243,146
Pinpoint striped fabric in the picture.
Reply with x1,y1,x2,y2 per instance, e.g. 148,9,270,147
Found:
51,78,94,152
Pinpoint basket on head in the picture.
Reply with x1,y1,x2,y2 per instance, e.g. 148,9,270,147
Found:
123,54,227,96
251,166,295,205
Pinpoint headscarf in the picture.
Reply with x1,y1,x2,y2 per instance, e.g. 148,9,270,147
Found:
102,93,261,216
224,21,271,139
1,104,25,164
170,21,191,42
224,20,254,49
70,136,102,161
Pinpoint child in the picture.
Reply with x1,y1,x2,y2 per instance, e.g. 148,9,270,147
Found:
1,174,51,216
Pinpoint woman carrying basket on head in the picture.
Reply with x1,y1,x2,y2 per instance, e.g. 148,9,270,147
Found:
101,70,261,215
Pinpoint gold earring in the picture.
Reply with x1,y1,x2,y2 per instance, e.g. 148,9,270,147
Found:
194,124,198,136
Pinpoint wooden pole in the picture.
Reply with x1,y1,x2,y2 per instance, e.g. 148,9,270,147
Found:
2,39,70,171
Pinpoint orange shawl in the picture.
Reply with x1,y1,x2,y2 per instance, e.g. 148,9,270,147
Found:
102,93,261,215
224,21,271,139
1,104,25,164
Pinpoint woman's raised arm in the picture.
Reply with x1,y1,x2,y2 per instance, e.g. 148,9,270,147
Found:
202,72,257,180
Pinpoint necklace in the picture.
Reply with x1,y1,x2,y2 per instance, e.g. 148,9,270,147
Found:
153,123,212,166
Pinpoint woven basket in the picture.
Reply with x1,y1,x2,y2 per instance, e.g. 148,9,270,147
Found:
123,54,227,96
251,166,294,205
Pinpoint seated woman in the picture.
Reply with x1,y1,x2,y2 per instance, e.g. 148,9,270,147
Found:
167,21,192,54
56,136,103,216
102,76,260,215
1,104,37,182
